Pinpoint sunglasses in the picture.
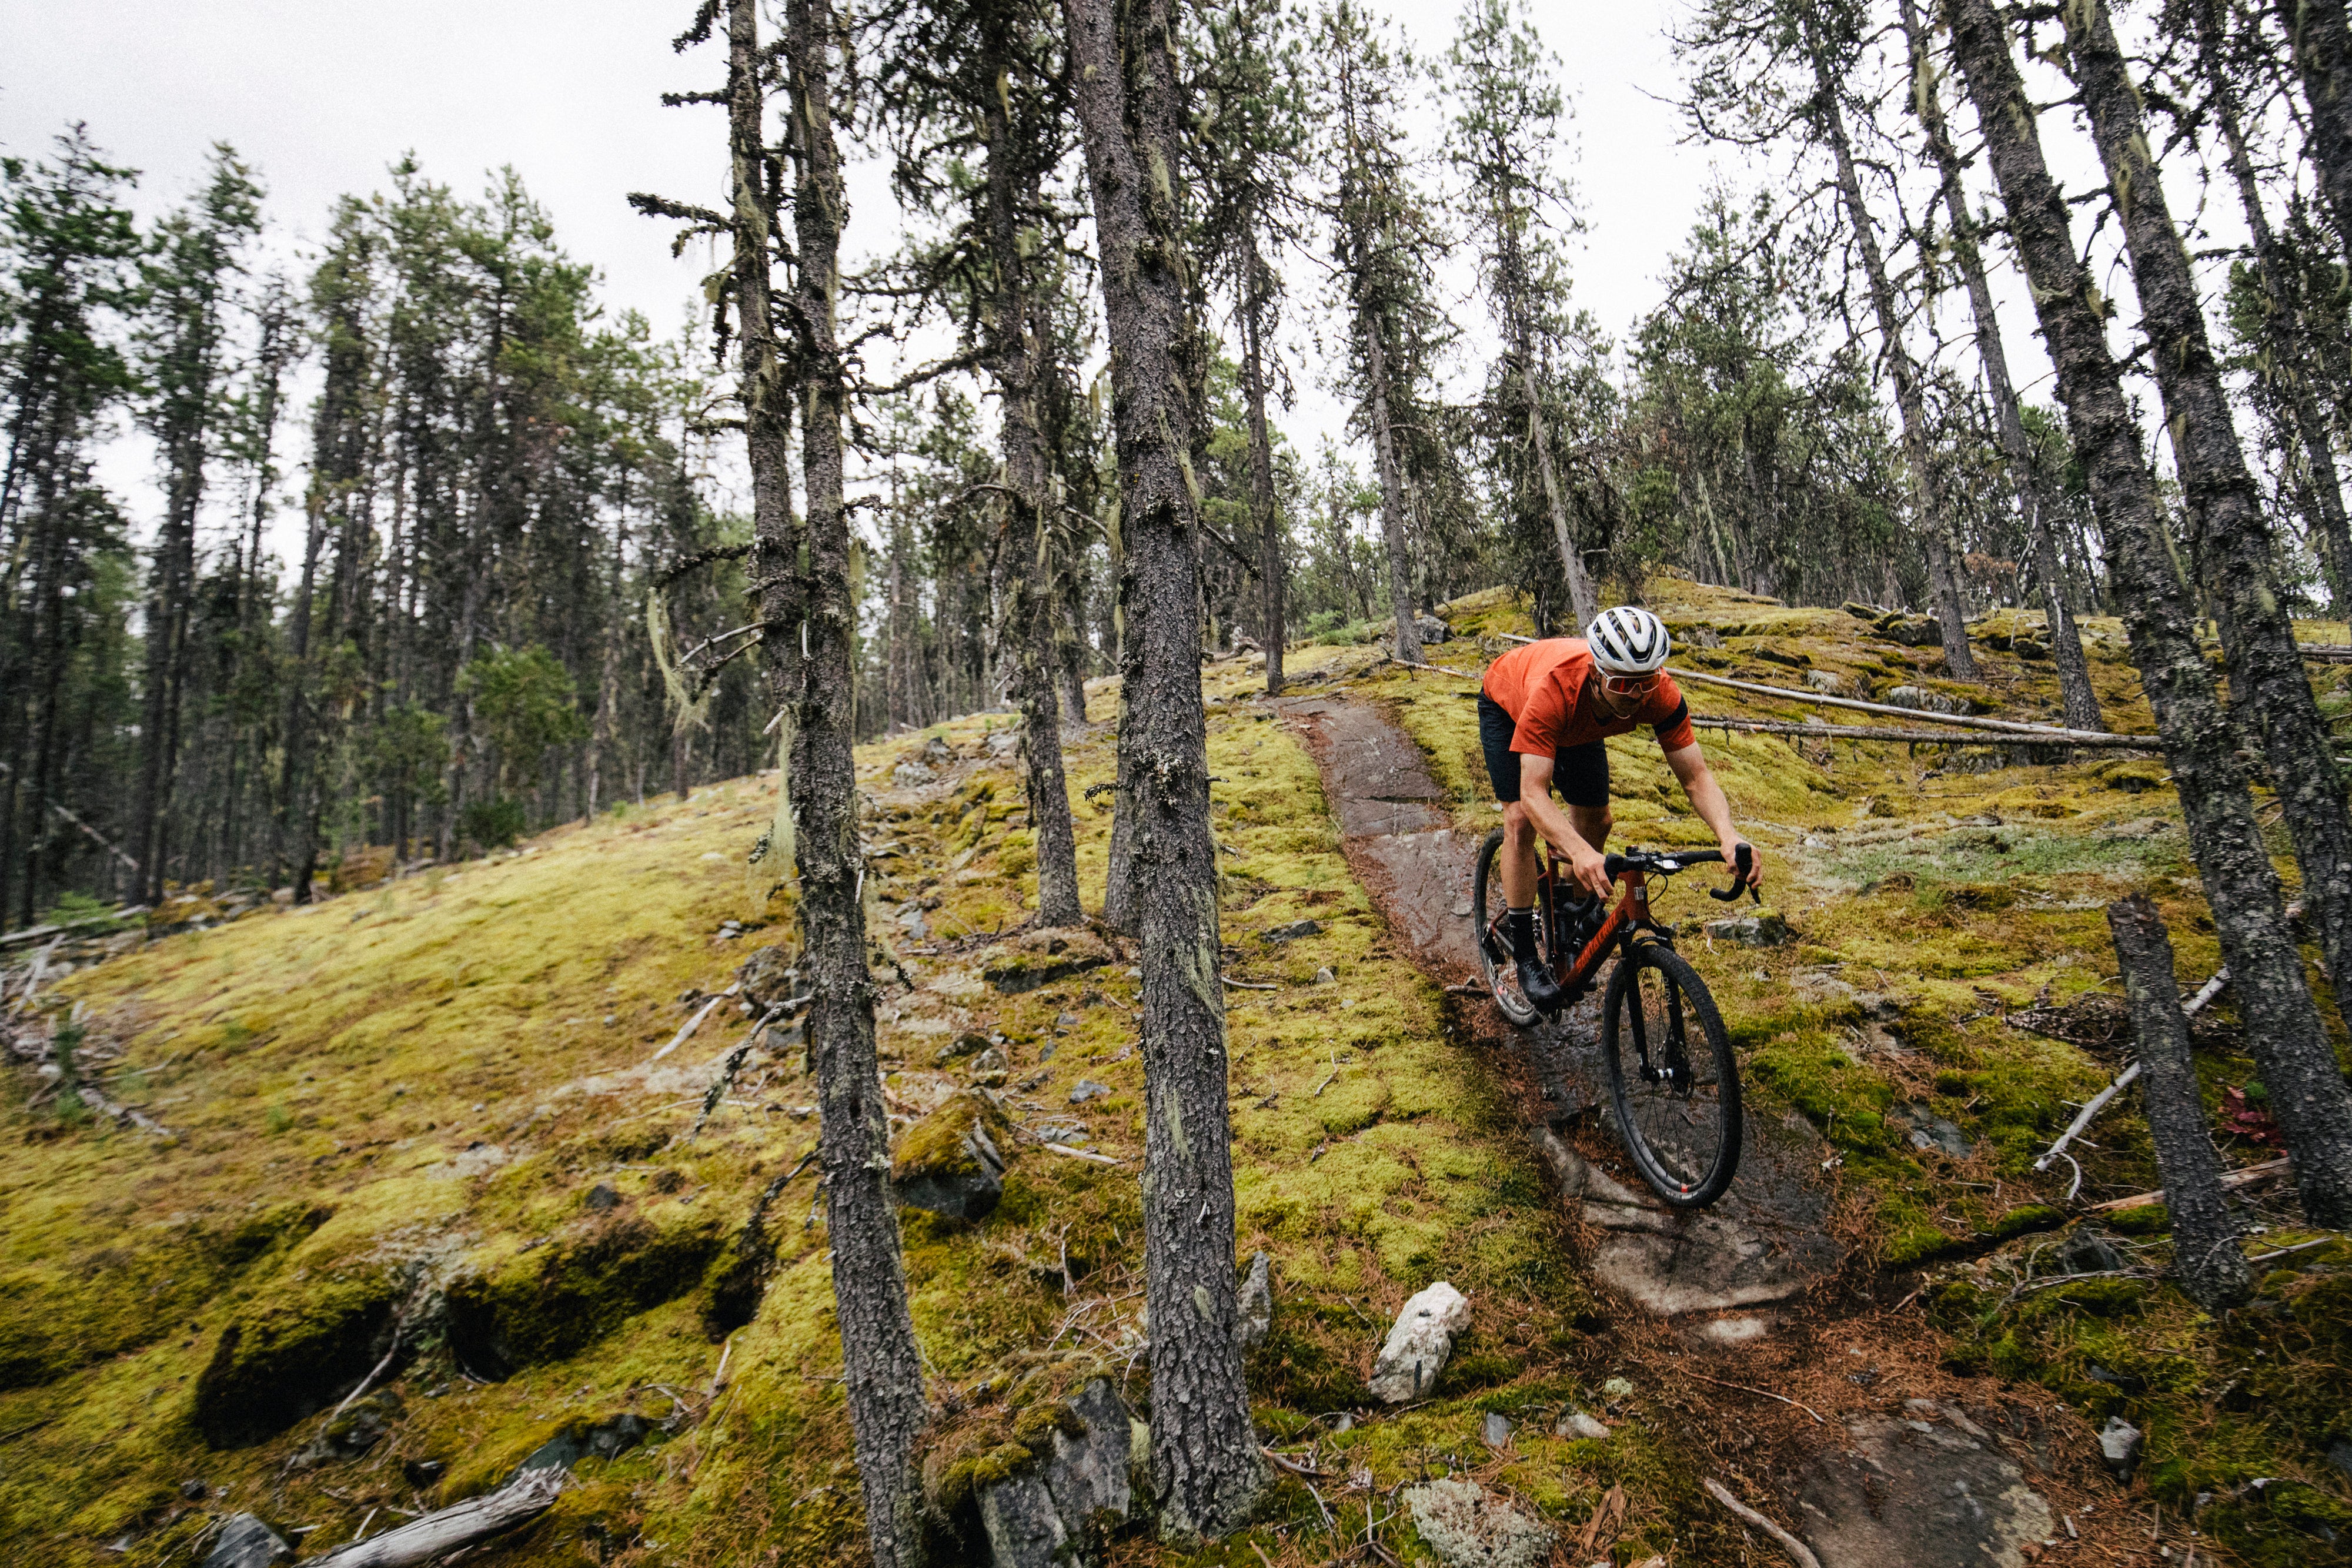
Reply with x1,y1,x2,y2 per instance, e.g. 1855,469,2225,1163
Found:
1597,671,1663,699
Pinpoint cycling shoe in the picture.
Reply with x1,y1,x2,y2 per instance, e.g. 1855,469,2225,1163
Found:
1515,956,1567,1015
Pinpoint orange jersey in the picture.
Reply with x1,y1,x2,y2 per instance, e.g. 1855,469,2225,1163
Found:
1481,637,1696,755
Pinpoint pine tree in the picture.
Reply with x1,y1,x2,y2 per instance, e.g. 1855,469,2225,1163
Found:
1,129,143,925
1063,0,1263,1534
1445,0,1598,628
1942,0,2352,1226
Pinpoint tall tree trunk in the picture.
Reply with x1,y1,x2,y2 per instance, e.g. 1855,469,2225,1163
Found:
276,498,327,898
1521,350,1596,629
778,1,930,1562
2274,0,2352,258
1240,234,1287,694
2203,0,2352,614
1063,0,1263,1536
1897,0,2099,724
1812,49,1976,680
2105,894,2253,1310
1358,315,1423,666
983,83,1084,931
2070,0,2352,1031
1945,0,2352,1227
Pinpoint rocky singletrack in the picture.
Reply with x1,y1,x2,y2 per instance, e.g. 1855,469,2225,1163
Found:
1276,687,2092,1568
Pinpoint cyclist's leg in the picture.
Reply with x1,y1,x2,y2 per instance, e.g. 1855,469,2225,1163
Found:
1480,696,1538,902
1481,696,1563,1012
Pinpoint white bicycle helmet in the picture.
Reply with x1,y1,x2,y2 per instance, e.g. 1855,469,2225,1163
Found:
1585,606,1671,674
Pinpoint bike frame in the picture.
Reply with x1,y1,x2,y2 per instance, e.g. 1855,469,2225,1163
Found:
1535,852,1671,1002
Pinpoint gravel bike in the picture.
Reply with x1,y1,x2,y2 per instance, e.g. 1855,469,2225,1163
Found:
1472,835,1756,1207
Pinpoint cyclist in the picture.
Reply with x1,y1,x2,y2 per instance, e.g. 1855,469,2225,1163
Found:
1481,605,1762,1014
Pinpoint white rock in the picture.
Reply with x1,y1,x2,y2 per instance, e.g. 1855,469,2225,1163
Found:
1556,1410,1611,1440
1369,1281,1470,1403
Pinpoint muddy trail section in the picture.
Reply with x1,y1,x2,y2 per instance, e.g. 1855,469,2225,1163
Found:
1275,690,2131,1568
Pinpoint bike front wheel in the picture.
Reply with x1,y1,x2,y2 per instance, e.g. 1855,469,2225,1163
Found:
1602,942,1741,1206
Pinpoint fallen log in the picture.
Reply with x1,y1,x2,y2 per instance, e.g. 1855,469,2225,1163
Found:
310,1467,564,1566
1669,666,2140,744
2085,1157,2292,1213
1690,715,2152,750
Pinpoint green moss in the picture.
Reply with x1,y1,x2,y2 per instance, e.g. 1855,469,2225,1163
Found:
445,1208,727,1378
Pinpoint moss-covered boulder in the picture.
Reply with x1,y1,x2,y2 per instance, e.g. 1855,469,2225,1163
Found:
443,1208,726,1379
192,1262,403,1448
893,1091,1015,1222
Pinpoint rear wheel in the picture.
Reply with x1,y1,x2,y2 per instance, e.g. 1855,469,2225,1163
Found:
1473,828,1544,1028
1602,941,1740,1206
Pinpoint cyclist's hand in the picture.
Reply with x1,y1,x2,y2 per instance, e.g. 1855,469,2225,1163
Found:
1568,843,1613,902
1725,839,1762,894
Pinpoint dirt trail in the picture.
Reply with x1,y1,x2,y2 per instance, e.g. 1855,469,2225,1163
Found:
1278,690,2087,1568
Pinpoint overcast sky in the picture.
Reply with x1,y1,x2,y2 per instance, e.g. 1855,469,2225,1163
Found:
4,0,2198,559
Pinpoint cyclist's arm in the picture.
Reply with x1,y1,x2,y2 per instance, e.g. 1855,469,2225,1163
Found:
1517,753,1613,900
1662,741,1764,892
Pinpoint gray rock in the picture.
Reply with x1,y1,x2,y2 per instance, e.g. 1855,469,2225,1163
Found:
1068,1079,1112,1104
1905,1115,1973,1161
2057,1229,2126,1275
202,1514,292,1568
1312,967,1335,984
892,761,932,789
922,735,953,764
985,728,1021,756
1369,1280,1470,1403
1237,1251,1273,1350
1705,911,1789,947
287,1390,402,1470
1412,614,1451,644
583,1182,621,1212
935,1031,992,1067
1883,683,1971,714
181,1477,209,1500
2326,1436,2352,1479
1481,1410,1513,1448
1556,1410,1611,1440
1803,668,1846,694
1800,1412,2052,1568
403,1457,445,1488
1402,1477,1552,1568
1263,918,1324,943
975,1378,1135,1567
2098,1416,2143,1482
515,1410,650,1477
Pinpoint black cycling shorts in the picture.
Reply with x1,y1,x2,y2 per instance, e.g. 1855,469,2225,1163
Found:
1479,694,1609,808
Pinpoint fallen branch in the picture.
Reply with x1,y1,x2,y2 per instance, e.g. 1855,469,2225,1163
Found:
2032,965,2230,1179
1684,1370,1825,1425
1044,1142,1120,1166
326,1308,407,1423
311,1467,564,1567
1670,666,2140,744
2086,1157,2292,1213
1702,1478,1821,1568
1261,1446,1336,1480
650,984,739,1063
1219,974,1279,991
1381,654,1482,681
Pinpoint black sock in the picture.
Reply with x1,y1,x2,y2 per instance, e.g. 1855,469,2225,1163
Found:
1507,907,1538,962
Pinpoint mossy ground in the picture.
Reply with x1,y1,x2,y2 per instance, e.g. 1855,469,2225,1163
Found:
4,574,2347,1564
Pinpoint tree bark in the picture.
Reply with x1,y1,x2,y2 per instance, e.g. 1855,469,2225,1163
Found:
1358,299,1423,666
1063,0,1262,1536
2274,0,2352,258
1945,0,2352,1228
2069,0,2352,1030
2201,0,2352,616
980,60,1084,930
1238,223,1287,694
1521,353,1596,630
1811,48,1975,681
770,2,933,1563
1897,0,2099,724
2104,894,2253,1311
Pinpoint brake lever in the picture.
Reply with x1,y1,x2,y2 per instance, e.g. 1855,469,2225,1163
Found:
1708,842,1758,902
